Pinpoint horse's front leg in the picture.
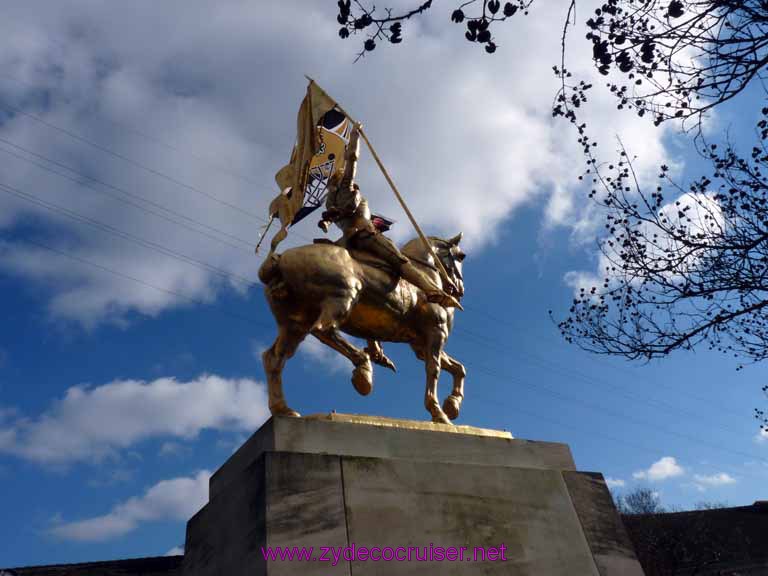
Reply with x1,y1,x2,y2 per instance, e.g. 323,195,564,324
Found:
440,351,465,420
424,329,451,425
312,328,373,396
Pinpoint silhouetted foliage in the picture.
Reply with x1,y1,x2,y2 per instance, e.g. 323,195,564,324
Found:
336,1,768,130
557,110,768,369
615,489,741,576
757,384,768,434
616,487,666,514
336,0,533,60
334,2,768,427
583,1,768,130
624,511,741,576
693,500,727,511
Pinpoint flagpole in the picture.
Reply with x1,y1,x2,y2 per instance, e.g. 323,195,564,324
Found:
357,128,458,294
304,76,458,295
254,215,275,254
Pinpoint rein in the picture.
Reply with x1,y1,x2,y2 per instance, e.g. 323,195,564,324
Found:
409,251,462,297
408,254,438,271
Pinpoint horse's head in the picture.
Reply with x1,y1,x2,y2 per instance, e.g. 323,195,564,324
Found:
432,233,465,299
401,233,466,298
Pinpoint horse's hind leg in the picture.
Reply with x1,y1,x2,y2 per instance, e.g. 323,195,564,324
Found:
440,352,466,421
262,325,306,417
423,332,451,425
311,294,356,333
311,329,374,396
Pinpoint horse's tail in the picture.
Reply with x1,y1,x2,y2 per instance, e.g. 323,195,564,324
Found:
258,253,282,284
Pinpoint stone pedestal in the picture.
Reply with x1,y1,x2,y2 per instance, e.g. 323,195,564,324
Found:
182,414,643,575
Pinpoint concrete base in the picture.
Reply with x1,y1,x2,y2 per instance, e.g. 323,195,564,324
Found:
183,414,643,575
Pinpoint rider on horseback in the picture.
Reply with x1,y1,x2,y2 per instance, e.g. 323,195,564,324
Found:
318,125,462,309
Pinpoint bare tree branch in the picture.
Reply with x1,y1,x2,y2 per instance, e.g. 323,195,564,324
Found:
335,0,533,57
556,110,768,367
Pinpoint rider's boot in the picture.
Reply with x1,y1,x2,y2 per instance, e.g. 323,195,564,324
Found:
426,291,463,310
400,262,463,310
365,339,397,372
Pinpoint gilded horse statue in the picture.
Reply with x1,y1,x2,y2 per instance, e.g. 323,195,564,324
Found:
258,233,466,424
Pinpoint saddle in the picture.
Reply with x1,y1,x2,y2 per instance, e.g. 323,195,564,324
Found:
313,212,402,277
313,237,399,276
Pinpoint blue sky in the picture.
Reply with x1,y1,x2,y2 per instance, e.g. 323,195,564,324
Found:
1,0,767,569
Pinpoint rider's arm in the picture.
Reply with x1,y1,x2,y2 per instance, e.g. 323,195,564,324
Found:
338,126,360,192
322,125,362,222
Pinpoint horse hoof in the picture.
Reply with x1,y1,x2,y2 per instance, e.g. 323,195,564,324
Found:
352,361,373,396
443,395,462,420
431,412,452,425
271,403,301,418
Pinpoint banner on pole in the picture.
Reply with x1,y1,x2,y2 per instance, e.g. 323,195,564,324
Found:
267,81,353,251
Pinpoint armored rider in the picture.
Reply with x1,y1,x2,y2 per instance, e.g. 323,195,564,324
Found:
318,125,461,309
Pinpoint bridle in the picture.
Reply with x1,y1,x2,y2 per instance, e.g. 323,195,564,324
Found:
410,246,464,297
443,249,464,282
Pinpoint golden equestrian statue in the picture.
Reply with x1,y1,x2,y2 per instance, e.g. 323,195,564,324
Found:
258,80,466,424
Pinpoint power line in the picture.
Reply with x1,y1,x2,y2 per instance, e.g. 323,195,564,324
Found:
10,232,766,477
0,132,749,438
0,102,316,246
469,388,676,457
0,137,255,252
463,301,747,418
453,318,749,421
0,101,270,224
0,72,274,190
0,80,739,425
11,236,272,330
0,92,755,443
0,108,732,479
453,327,751,438
465,362,768,467
0,180,260,289
0,148,749,440
468,390,767,488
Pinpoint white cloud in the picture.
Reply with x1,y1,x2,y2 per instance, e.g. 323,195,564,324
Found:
216,433,249,456
0,0,674,326
605,477,625,489
633,456,685,482
51,470,209,542
159,441,189,458
565,192,723,295
692,472,737,488
87,468,135,488
756,429,768,444
166,546,184,556
0,375,269,464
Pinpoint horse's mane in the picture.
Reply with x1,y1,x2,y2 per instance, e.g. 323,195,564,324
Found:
401,236,449,262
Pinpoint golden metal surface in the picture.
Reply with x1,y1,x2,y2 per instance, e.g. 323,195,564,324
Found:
258,233,467,425
304,412,513,439
305,78,458,295
260,82,468,426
